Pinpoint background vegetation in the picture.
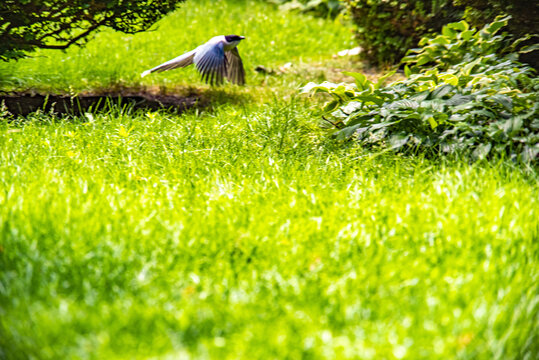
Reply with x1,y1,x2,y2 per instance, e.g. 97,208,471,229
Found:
272,0,538,67
0,0,352,93
267,0,345,17
345,0,463,65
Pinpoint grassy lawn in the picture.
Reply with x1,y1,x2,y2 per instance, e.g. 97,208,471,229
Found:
1,0,538,359
0,0,353,95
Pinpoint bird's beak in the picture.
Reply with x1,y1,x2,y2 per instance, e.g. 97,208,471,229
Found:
240,36,246,40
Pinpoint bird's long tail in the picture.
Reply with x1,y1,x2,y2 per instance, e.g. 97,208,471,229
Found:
140,49,197,77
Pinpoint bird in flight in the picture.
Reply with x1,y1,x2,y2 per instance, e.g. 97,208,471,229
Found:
141,35,246,86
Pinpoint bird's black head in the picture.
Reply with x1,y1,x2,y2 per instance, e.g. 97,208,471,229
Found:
225,35,245,42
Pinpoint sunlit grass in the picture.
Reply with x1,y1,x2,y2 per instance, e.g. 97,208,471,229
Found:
0,1,538,359
1,102,538,359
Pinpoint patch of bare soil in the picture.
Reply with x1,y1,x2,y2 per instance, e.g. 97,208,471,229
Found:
0,89,205,116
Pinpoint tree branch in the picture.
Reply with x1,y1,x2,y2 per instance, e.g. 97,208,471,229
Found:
30,18,108,50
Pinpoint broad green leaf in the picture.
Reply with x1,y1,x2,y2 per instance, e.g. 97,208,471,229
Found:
442,26,455,37
427,116,438,130
512,116,523,134
447,94,474,106
472,143,492,160
430,35,450,45
482,16,509,34
323,99,340,112
401,55,415,64
404,65,411,77
343,71,369,90
354,95,385,106
376,70,397,89
416,55,431,66
491,94,512,111
341,101,363,114
460,58,481,76
388,99,419,110
370,121,398,130
471,109,496,118
301,82,331,94
502,116,524,135
431,84,454,99
389,133,409,149
300,82,322,94
410,91,430,102
439,74,459,86
461,29,476,41
334,124,362,140
521,144,539,163
416,83,434,92
520,43,539,54
448,20,469,32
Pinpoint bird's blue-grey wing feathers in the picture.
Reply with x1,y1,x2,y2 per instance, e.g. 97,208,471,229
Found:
141,49,197,77
225,47,245,85
194,41,226,86
141,39,244,85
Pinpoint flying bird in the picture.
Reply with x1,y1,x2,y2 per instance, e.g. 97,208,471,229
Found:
141,35,246,86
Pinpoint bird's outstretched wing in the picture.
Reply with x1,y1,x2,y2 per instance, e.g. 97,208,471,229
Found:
141,49,197,77
194,42,226,86
225,47,245,85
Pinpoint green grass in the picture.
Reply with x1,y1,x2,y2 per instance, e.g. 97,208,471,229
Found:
0,0,353,95
1,103,538,359
1,1,538,359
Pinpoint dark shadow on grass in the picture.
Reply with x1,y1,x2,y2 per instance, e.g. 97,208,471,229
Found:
0,85,252,117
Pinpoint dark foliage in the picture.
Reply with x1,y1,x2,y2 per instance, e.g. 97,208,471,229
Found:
0,0,185,61
345,0,464,66
266,0,344,18
456,0,538,38
455,0,539,68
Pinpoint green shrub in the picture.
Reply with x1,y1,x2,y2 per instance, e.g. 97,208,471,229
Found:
454,0,539,68
266,0,345,17
345,0,463,66
456,0,537,39
304,17,539,163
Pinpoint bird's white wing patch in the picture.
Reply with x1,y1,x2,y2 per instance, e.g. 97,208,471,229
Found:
225,47,245,85
141,49,198,77
194,42,226,85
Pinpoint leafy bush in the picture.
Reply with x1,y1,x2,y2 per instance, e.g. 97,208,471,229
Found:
304,17,539,163
401,17,534,69
454,0,539,68
0,0,185,61
345,0,464,66
456,0,537,39
266,0,345,17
